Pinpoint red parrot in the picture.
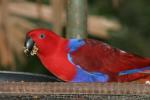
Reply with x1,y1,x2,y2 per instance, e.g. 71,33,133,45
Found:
24,29,150,82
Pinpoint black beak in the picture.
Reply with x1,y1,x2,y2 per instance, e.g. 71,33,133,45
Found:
24,36,35,55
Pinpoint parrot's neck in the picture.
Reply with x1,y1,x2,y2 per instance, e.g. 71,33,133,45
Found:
37,38,76,81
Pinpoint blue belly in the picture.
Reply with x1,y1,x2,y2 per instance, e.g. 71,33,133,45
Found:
70,65,109,82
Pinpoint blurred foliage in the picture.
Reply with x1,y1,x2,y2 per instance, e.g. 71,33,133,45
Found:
28,0,50,5
88,0,150,57
88,0,116,17
15,0,150,74
26,0,150,75
118,0,150,38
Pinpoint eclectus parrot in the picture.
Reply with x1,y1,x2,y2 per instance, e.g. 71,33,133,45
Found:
24,29,150,83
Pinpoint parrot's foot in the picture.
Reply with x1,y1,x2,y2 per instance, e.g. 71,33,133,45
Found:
145,81,150,85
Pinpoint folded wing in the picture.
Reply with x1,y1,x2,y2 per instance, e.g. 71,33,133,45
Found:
70,39,150,82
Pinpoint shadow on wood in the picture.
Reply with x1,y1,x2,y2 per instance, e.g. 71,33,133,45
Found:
0,71,60,82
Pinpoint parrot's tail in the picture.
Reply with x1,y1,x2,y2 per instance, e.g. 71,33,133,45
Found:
117,66,150,82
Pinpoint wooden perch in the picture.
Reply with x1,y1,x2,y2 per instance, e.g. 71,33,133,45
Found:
0,82,149,95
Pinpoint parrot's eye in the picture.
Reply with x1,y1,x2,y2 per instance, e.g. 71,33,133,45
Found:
39,34,45,39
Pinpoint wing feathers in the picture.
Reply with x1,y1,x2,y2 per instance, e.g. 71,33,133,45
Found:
70,39,150,81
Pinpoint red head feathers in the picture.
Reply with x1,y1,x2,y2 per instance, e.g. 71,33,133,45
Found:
24,29,76,81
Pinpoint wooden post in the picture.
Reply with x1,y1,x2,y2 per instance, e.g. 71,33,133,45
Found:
51,0,65,35
67,0,87,38
0,0,15,68
36,0,43,20
36,0,43,27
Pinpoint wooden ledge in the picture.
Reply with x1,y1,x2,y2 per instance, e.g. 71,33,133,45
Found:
0,82,149,95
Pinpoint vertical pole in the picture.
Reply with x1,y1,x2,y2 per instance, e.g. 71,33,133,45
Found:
67,0,87,38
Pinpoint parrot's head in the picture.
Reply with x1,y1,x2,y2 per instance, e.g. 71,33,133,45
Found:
24,29,76,81
24,29,63,56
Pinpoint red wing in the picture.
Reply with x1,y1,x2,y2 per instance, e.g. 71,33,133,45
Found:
70,39,150,76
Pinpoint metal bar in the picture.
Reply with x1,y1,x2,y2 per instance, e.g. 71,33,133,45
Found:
67,0,87,38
